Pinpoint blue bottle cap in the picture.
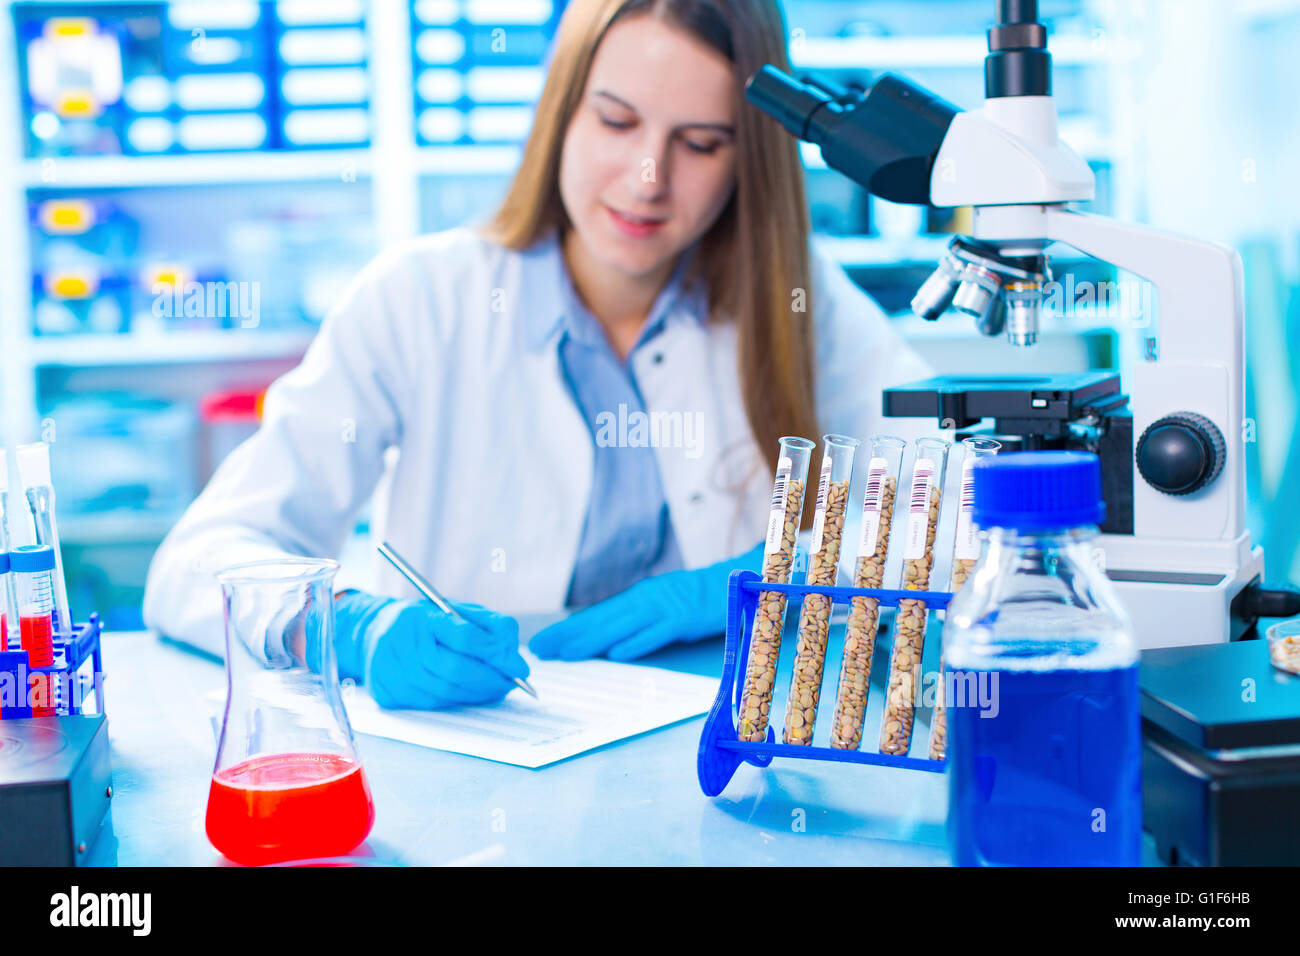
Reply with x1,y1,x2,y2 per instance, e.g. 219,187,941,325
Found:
0,552,8,574
973,451,1106,531
9,544,56,573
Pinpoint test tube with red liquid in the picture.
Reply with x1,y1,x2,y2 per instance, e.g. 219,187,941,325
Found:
11,545,58,717
0,551,9,719
0,551,10,651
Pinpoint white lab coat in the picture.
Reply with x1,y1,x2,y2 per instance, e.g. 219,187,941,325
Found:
143,227,934,656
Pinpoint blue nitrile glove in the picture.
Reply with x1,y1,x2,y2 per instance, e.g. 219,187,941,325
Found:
529,542,765,661
333,591,530,709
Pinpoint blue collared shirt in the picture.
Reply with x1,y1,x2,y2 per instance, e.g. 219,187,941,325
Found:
520,232,704,607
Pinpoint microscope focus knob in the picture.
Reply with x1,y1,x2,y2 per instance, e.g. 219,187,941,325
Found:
1136,412,1226,496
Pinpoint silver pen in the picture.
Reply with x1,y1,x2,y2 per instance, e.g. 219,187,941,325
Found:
377,541,538,699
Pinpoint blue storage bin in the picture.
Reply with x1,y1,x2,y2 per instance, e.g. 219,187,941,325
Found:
42,395,198,519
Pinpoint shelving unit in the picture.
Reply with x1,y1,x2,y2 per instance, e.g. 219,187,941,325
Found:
18,148,377,187
0,1,427,453
789,31,1138,70
27,328,319,367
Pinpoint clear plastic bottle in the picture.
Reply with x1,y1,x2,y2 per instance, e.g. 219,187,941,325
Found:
944,451,1141,866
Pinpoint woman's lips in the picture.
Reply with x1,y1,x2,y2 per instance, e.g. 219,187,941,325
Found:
605,204,666,239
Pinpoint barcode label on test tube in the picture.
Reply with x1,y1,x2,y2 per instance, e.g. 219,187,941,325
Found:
904,459,936,560
764,456,793,555
857,457,889,556
809,455,832,555
953,456,981,560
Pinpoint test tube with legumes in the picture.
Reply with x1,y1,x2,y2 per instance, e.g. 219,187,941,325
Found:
737,437,815,743
879,438,951,756
829,435,906,750
783,435,859,745
928,437,1000,760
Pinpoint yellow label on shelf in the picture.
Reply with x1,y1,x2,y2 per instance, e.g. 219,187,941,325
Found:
55,89,102,118
144,265,191,289
46,273,98,299
47,18,94,38
39,200,94,234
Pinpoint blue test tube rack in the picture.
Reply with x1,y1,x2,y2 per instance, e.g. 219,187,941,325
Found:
0,615,105,719
697,570,953,796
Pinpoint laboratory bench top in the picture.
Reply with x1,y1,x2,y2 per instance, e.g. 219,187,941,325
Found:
84,618,1161,867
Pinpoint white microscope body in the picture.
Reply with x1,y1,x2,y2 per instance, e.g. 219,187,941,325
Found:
931,94,1263,649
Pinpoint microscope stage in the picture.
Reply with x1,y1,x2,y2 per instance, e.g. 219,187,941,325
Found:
882,371,1127,431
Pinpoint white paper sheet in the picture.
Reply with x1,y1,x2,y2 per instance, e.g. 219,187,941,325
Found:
342,653,717,768
208,653,718,769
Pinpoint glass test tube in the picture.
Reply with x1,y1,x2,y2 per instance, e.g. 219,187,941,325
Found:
783,435,859,745
12,545,58,717
737,437,815,742
0,552,6,717
0,552,9,653
928,437,1001,761
879,438,951,756
0,451,22,652
829,435,906,750
17,443,73,641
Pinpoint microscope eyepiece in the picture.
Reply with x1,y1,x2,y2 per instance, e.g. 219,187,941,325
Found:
744,66,834,142
986,0,1051,98
998,0,1040,24
746,66,958,204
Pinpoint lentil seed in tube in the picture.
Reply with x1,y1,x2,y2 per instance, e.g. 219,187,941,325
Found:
829,435,906,750
928,437,1000,760
737,437,815,742
879,438,951,756
783,435,859,745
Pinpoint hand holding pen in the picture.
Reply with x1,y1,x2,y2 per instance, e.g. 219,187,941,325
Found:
377,542,537,700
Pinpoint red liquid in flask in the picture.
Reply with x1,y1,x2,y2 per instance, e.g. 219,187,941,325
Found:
20,614,55,716
205,752,375,865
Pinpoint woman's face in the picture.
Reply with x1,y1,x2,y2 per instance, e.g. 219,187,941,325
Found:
559,14,738,282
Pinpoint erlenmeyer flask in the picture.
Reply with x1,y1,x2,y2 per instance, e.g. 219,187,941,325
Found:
206,558,374,865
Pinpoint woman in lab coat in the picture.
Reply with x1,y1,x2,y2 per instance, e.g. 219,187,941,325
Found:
144,0,932,709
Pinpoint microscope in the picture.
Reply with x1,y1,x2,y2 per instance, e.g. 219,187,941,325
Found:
747,0,1299,650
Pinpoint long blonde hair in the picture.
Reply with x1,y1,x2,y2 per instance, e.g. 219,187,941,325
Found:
483,0,820,524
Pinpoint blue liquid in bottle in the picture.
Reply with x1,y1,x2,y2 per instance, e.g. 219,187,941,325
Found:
947,651,1142,866
944,451,1143,866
